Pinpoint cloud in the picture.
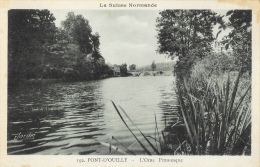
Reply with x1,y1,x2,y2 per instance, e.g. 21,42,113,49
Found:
101,41,171,67
96,14,153,45
51,10,172,66
102,41,149,63
117,15,149,30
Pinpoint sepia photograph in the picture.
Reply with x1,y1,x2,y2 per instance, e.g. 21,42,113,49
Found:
7,8,252,156
1,0,260,166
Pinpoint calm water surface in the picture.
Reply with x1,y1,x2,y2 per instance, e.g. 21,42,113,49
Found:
8,76,179,155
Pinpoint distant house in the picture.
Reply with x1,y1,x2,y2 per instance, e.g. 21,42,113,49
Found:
112,64,121,76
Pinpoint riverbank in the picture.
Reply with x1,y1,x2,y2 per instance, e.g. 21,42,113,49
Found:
171,54,251,155
109,57,251,155
9,70,174,87
8,74,113,88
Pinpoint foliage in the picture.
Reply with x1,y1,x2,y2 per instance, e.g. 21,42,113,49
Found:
61,12,93,54
91,33,103,62
221,10,252,74
153,10,252,156
61,12,102,63
156,10,220,58
8,9,56,81
8,10,111,84
156,10,222,77
176,69,251,155
120,63,128,76
151,60,156,71
110,101,198,155
129,64,137,71
55,12,107,80
192,52,237,76
173,51,196,78
111,101,160,155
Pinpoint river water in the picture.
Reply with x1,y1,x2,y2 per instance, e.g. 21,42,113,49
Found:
8,76,179,155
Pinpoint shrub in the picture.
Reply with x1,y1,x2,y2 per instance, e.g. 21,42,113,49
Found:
192,52,237,77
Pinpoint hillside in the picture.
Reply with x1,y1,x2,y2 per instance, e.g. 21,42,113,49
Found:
137,61,176,71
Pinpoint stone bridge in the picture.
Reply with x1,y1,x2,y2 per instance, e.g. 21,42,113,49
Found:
128,71,173,76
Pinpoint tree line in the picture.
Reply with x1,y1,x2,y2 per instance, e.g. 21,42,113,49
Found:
8,10,113,85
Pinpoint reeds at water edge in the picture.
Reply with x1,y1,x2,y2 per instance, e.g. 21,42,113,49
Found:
176,68,251,155
104,101,190,155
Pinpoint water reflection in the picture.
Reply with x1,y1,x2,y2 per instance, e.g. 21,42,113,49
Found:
8,80,105,154
8,76,177,155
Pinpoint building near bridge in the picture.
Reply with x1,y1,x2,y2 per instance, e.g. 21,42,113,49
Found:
110,64,121,76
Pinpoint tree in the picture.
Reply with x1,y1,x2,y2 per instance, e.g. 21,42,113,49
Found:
8,9,56,81
62,12,103,63
221,10,252,74
62,12,93,54
61,12,105,80
120,63,128,76
91,33,103,63
156,10,221,77
129,64,136,71
151,60,156,71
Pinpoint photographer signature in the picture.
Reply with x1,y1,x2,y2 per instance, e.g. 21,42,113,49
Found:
14,132,35,140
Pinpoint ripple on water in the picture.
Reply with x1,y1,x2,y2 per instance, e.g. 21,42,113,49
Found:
8,76,178,155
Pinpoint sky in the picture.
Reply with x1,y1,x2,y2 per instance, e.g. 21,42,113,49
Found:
50,10,230,67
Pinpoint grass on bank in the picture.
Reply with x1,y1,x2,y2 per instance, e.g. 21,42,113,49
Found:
176,67,251,155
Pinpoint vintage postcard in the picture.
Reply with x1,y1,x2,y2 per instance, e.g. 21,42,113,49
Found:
0,0,259,167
